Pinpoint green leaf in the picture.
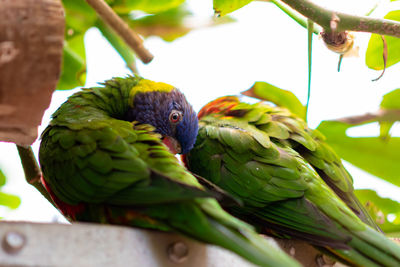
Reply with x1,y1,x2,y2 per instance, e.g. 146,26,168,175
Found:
0,169,5,187
124,5,235,42
242,82,306,120
355,189,400,234
0,191,20,210
58,0,97,90
379,89,400,138
366,11,400,70
63,0,97,35
111,0,185,14
317,120,400,187
56,37,87,90
213,0,253,16
124,5,191,42
381,89,400,109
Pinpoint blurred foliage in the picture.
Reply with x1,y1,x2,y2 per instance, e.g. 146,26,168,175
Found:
58,0,234,90
58,0,400,89
379,89,400,139
0,169,20,212
355,189,400,235
316,88,400,191
124,6,193,42
366,11,400,71
317,120,400,188
109,0,185,14
213,0,253,16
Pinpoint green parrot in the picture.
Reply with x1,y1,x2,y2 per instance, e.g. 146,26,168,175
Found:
38,76,300,267
184,96,400,267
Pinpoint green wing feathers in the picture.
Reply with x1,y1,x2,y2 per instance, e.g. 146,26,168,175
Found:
187,97,400,266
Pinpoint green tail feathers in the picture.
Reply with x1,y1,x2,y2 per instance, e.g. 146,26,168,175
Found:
201,218,300,267
345,227,400,267
138,200,300,267
173,208,300,267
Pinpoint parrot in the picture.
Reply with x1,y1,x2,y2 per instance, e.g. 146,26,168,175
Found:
184,95,400,267
38,76,300,267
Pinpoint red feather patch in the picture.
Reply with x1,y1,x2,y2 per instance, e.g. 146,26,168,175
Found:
40,176,85,220
198,96,240,119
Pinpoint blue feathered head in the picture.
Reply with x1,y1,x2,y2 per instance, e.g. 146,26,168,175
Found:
125,88,198,154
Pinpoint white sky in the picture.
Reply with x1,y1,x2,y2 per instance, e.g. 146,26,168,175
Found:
1,0,400,222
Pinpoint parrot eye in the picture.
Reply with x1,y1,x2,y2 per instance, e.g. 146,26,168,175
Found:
169,110,182,124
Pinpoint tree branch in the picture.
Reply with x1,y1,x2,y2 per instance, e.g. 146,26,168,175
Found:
269,0,321,35
86,0,153,63
16,145,56,207
280,0,400,37
336,109,400,125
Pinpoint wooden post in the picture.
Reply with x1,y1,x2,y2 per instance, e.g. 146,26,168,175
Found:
0,0,64,145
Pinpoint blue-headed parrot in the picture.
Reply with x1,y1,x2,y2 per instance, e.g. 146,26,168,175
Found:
39,76,300,267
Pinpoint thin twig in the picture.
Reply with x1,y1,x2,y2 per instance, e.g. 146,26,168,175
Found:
16,145,56,207
336,109,400,125
86,0,153,63
280,0,400,38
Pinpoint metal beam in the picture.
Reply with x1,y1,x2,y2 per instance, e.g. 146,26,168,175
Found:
0,221,327,266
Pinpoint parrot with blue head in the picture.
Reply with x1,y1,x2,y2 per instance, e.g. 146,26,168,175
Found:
39,76,300,267
184,95,400,267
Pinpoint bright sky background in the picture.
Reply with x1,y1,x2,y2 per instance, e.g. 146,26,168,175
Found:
1,0,400,222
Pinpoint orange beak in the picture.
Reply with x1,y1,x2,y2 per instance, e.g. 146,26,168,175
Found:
162,136,182,154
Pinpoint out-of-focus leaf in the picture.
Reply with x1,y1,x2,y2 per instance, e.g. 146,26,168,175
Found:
125,5,191,42
379,89,400,138
0,169,5,187
111,0,185,14
366,11,400,70
317,120,400,187
58,0,92,90
214,0,253,16
125,5,235,42
0,169,20,210
242,82,306,120
63,0,97,35
355,189,400,234
56,36,87,90
381,89,400,109
0,191,20,210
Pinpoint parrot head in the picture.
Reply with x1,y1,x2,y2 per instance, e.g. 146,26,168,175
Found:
125,88,198,155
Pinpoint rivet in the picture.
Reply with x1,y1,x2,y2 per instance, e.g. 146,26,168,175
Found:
2,231,26,254
167,241,189,263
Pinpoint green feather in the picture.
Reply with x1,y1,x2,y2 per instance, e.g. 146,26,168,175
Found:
187,97,400,267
